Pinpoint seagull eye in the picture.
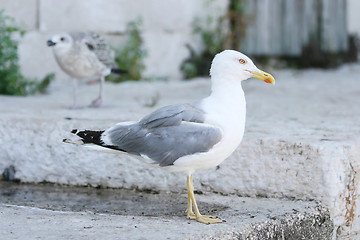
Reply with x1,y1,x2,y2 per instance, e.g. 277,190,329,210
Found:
60,37,65,41
239,59,246,64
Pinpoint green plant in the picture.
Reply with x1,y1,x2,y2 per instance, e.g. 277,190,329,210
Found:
0,10,54,95
107,19,147,82
181,0,246,79
181,16,226,79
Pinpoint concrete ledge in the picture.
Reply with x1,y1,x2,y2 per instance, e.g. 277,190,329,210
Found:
0,182,333,240
0,204,333,240
199,206,333,240
1,65,360,238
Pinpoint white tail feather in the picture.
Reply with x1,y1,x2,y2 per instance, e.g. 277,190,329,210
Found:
62,138,84,145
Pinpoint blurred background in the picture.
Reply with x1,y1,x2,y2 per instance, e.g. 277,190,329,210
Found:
1,2,360,237
0,0,359,94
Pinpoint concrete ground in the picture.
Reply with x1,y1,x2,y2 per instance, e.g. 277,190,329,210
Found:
1,63,360,238
0,182,332,240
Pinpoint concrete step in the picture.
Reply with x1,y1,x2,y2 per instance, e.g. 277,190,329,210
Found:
1,65,360,238
0,182,333,240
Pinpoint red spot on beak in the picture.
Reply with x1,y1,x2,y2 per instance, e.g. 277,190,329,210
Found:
264,78,272,84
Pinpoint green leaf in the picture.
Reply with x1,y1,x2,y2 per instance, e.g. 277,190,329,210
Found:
107,18,147,83
0,10,55,95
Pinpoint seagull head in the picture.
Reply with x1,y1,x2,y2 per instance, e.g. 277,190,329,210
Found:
47,33,73,50
210,50,275,85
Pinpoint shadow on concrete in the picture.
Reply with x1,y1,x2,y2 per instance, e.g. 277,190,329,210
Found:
0,181,228,217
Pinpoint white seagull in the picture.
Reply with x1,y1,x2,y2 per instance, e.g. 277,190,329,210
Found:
65,50,275,224
47,32,125,108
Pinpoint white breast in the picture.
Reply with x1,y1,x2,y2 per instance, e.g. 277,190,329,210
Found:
54,48,105,79
171,82,246,173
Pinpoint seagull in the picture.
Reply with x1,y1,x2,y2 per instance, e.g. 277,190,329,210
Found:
47,32,125,108
64,50,275,224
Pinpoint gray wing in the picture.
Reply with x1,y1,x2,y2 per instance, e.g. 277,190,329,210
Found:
139,103,206,128
104,103,222,166
74,32,116,68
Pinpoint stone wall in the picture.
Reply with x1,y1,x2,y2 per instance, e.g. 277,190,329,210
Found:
0,0,358,81
0,0,228,81
348,0,360,35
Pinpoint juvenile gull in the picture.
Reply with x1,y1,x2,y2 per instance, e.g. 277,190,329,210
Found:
65,50,275,224
47,32,125,108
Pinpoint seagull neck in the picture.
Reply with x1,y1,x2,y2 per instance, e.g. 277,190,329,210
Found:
201,76,246,117
209,77,245,101
55,45,75,57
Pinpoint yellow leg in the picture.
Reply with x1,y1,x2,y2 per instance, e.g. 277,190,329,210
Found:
185,176,195,219
185,174,223,224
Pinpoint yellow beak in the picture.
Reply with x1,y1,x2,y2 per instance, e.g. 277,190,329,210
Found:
249,70,275,85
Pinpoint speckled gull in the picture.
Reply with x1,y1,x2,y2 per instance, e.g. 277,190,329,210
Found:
47,32,125,108
64,50,275,224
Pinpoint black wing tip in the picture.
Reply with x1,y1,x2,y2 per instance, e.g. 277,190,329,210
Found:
73,129,105,145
